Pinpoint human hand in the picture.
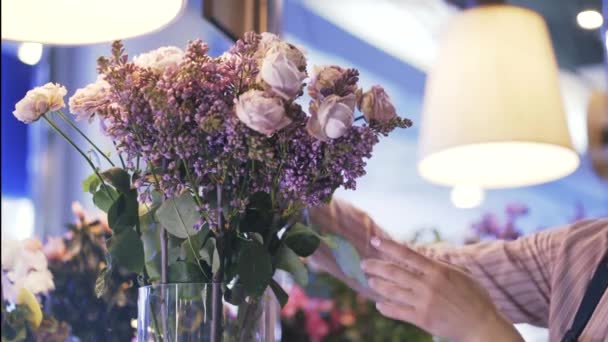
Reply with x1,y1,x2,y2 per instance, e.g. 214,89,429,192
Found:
361,237,523,342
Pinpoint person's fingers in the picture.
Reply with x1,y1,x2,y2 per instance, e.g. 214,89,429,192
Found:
367,276,421,307
370,237,434,273
360,259,423,289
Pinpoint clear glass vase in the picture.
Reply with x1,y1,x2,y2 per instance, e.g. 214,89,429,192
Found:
137,283,280,342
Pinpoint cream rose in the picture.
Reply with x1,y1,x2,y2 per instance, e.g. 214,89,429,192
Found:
260,46,307,100
69,76,111,122
307,93,356,141
13,83,67,123
235,90,291,136
133,46,184,73
358,85,397,123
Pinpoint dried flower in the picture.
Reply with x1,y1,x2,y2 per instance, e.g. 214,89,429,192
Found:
358,85,397,123
307,94,356,141
260,47,306,99
235,90,291,136
133,46,184,73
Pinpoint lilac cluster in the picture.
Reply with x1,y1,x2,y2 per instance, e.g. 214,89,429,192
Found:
92,33,411,230
470,203,528,241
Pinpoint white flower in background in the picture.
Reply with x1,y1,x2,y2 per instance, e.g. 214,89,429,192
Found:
235,89,291,136
69,75,112,122
307,93,356,141
133,46,184,73
1,239,55,303
13,83,67,123
260,47,307,100
358,85,398,123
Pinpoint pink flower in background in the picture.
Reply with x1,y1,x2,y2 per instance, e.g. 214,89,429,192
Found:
282,285,337,341
260,47,307,99
307,65,345,100
43,237,68,262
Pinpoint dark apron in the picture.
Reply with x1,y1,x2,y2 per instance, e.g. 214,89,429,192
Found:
561,253,608,342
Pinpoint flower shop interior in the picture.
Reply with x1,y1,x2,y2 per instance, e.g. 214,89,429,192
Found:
1,0,607,342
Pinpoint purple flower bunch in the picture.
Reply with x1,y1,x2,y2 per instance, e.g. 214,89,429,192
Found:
89,32,411,230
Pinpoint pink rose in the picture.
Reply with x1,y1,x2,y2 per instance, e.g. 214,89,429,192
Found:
260,47,307,100
42,237,68,262
358,85,397,123
306,93,356,141
235,90,291,136
68,76,111,122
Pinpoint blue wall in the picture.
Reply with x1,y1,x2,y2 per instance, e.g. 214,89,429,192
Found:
1,52,33,197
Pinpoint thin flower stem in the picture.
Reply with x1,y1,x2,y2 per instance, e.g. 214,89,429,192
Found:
112,141,127,169
55,110,115,167
42,115,115,201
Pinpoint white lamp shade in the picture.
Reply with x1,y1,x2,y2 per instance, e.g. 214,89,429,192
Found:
1,0,186,45
418,5,579,189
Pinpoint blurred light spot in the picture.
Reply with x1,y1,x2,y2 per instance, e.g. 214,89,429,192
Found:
577,10,603,30
450,185,484,209
1,197,35,239
17,42,43,65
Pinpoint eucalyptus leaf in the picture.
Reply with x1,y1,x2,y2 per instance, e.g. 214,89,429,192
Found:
276,245,308,286
237,241,273,297
330,235,368,287
284,223,321,257
155,192,199,239
168,261,206,283
82,173,101,194
107,190,138,233
92,185,118,213
107,228,144,274
101,167,131,193
269,279,288,308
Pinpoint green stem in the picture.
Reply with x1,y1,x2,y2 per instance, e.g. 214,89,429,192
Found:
55,110,115,167
112,141,127,169
42,115,115,201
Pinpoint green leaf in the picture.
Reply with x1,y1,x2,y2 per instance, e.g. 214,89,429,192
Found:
168,261,205,283
101,167,131,193
284,223,321,257
237,241,273,297
276,245,308,286
95,267,110,298
225,285,247,306
330,234,368,287
180,230,210,263
82,173,101,194
107,190,138,233
155,192,199,239
269,279,289,308
241,192,273,233
108,228,144,274
92,185,118,213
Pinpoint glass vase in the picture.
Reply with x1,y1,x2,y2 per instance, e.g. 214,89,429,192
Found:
137,283,280,342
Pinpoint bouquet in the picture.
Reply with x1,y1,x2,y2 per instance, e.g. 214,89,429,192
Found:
13,32,411,339
1,239,67,342
42,203,138,341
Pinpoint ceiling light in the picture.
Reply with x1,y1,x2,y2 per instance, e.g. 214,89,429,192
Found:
576,10,603,30
17,42,43,65
1,0,185,45
419,6,579,189
450,185,484,209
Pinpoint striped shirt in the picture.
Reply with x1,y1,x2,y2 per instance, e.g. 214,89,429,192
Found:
309,199,608,342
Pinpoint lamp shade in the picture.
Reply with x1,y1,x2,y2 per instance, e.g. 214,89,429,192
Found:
418,5,579,189
1,0,185,45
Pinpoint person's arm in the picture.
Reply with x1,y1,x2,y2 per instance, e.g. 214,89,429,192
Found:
308,199,560,326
